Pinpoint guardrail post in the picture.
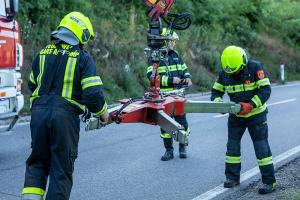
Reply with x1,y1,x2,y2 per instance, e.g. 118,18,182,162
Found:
280,64,285,84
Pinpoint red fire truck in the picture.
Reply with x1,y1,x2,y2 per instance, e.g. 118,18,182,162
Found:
0,0,24,130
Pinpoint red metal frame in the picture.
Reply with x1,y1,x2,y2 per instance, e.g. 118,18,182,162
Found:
106,1,182,126
109,52,186,126
147,62,161,99
113,95,185,125
145,0,175,20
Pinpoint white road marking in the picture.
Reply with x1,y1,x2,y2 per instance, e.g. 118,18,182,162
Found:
189,81,300,102
0,122,30,129
272,82,300,89
213,98,297,118
192,144,300,200
268,98,296,106
214,113,229,118
1,83,298,129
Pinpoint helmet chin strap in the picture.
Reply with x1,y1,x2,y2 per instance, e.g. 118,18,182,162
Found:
233,65,245,76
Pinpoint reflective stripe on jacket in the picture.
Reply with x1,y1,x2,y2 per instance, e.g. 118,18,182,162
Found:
211,60,271,118
146,50,191,91
28,42,107,116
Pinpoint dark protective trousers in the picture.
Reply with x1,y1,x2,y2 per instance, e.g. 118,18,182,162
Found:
225,113,276,184
161,114,189,151
24,103,80,200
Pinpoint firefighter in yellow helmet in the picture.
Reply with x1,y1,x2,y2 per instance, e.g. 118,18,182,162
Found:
22,12,109,200
211,45,276,194
147,28,192,161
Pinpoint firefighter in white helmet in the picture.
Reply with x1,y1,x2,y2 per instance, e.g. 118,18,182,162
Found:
147,28,192,161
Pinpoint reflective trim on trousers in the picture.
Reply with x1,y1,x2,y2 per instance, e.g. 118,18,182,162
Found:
225,155,241,164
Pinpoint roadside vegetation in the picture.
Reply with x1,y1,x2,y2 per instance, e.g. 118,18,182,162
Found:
18,0,300,113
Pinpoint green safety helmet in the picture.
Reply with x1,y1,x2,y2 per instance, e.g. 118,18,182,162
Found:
161,28,179,41
221,45,248,74
52,12,94,45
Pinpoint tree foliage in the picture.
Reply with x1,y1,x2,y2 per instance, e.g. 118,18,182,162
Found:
18,0,300,112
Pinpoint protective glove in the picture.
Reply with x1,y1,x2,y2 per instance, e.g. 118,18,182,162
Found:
81,108,91,122
173,77,182,84
213,97,225,114
99,111,109,123
181,78,193,87
239,102,253,115
86,111,109,131
184,78,192,87
213,97,223,103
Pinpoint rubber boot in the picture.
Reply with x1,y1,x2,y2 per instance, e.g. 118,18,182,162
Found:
258,183,276,194
161,138,174,161
161,150,174,161
21,194,44,200
179,143,187,159
223,179,240,188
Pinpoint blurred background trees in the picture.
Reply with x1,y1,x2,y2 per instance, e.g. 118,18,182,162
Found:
18,0,300,112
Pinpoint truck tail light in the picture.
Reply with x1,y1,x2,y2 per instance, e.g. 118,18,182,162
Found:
16,43,23,70
17,78,22,93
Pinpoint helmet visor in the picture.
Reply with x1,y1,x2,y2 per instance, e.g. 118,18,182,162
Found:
223,64,244,74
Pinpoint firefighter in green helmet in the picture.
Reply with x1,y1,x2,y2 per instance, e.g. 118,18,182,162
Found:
22,12,109,200
211,45,276,194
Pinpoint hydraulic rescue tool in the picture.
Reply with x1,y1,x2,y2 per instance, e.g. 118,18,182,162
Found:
85,1,242,145
85,89,241,145
85,86,241,144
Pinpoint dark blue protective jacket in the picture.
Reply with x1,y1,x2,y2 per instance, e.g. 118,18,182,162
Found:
211,60,271,118
28,42,107,116
146,50,191,91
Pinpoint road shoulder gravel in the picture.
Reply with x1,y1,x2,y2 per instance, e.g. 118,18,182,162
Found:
223,156,300,200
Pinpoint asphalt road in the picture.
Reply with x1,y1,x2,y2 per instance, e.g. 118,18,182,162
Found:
1,82,300,200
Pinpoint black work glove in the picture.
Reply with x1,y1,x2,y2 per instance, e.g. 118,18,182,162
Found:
81,108,91,122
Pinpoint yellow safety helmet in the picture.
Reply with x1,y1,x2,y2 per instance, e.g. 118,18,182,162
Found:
55,12,94,45
221,46,248,74
161,28,179,41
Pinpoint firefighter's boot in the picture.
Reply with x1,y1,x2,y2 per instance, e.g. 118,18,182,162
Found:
21,194,44,200
161,150,174,161
179,143,187,159
223,179,240,188
161,138,174,161
258,183,276,194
